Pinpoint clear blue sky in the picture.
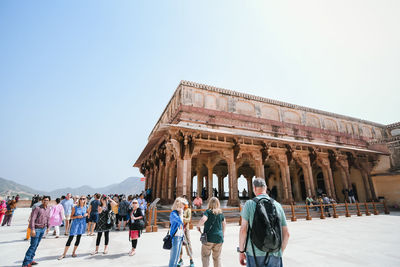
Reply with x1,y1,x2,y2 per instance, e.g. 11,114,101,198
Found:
1,1,399,191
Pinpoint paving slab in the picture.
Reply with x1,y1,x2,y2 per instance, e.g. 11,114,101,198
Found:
1,208,400,267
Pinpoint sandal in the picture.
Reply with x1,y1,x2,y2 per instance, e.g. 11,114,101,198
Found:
58,255,65,260
72,254,77,258
128,250,135,256
91,251,98,255
103,250,108,255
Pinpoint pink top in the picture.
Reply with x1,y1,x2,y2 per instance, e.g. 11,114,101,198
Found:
0,201,6,214
49,204,64,226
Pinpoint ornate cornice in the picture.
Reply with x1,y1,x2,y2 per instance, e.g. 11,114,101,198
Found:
180,80,386,128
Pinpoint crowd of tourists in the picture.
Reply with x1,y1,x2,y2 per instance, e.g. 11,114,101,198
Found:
20,178,290,267
0,195,19,226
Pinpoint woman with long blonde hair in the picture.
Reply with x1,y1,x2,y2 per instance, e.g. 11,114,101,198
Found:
58,196,88,260
168,197,186,267
197,197,226,267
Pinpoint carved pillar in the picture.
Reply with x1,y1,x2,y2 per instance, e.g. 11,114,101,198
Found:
161,162,169,202
292,169,302,201
274,167,282,202
207,164,213,199
167,162,176,202
196,167,202,198
337,155,350,191
177,157,192,197
167,162,174,202
255,160,265,178
153,166,159,199
144,169,149,190
360,170,372,201
156,162,164,199
227,157,239,206
367,172,377,201
218,175,224,199
246,176,253,198
316,153,335,199
293,151,315,198
270,148,292,204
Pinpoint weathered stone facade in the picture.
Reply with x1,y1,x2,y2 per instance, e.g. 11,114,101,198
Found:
134,81,398,206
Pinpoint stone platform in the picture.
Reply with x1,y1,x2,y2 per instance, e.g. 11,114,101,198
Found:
1,208,400,267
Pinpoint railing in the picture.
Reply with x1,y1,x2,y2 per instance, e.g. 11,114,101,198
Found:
144,200,390,232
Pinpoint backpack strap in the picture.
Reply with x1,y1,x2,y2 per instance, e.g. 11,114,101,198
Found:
246,196,272,267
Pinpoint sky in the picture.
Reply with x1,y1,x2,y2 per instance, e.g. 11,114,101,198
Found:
0,1,399,192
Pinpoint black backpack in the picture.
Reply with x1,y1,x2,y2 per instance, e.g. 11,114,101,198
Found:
245,197,282,266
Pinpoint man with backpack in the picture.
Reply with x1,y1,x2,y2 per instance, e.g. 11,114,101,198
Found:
238,178,290,267
117,196,130,231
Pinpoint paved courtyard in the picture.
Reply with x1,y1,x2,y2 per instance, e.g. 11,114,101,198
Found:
1,208,400,267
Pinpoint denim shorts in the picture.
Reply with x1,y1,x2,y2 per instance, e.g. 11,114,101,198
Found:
89,213,99,223
246,254,282,267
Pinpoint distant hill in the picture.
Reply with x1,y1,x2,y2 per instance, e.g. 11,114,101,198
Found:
0,177,46,199
48,177,145,197
0,177,145,199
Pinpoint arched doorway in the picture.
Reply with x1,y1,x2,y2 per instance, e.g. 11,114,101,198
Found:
238,175,248,199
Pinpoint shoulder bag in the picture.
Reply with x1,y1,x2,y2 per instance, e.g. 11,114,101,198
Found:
200,213,218,245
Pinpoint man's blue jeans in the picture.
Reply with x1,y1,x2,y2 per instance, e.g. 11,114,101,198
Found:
22,227,45,266
169,236,183,267
246,253,283,267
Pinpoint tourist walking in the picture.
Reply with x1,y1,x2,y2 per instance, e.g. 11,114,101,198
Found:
22,196,51,267
0,199,6,225
2,199,16,226
178,200,194,267
87,193,100,236
137,193,147,216
238,178,290,267
348,188,356,203
117,196,130,231
169,197,186,267
91,196,117,255
58,196,88,260
193,194,203,214
46,198,65,238
111,196,119,229
61,193,74,235
197,197,225,267
128,199,145,256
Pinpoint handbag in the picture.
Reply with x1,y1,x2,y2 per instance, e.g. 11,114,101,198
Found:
131,219,145,230
200,214,218,245
163,229,177,250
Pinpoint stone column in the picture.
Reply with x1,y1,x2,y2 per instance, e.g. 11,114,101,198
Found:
360,170,372,201
168,163,176,202
293,151,315,198
217,175,224,199
153,166,159,199
176,157,192,197
156,163,164,199
167,163,175,202
291,170,302,202
367,173,377,201
161,162,169,202
144,169,149,190
246,176,253,198
255,160,265,179
207,165,213,199
227,158,239,206
196,167,203,198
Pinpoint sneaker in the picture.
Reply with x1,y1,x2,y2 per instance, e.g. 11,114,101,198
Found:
31,261,38,265
177,259,183,267
190,260,194,267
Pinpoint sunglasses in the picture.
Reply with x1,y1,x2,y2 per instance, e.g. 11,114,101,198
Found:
132,202,138,204
80,198,86,200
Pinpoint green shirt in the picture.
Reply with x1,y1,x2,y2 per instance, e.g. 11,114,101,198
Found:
203,209,225,244
241,194,287,257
